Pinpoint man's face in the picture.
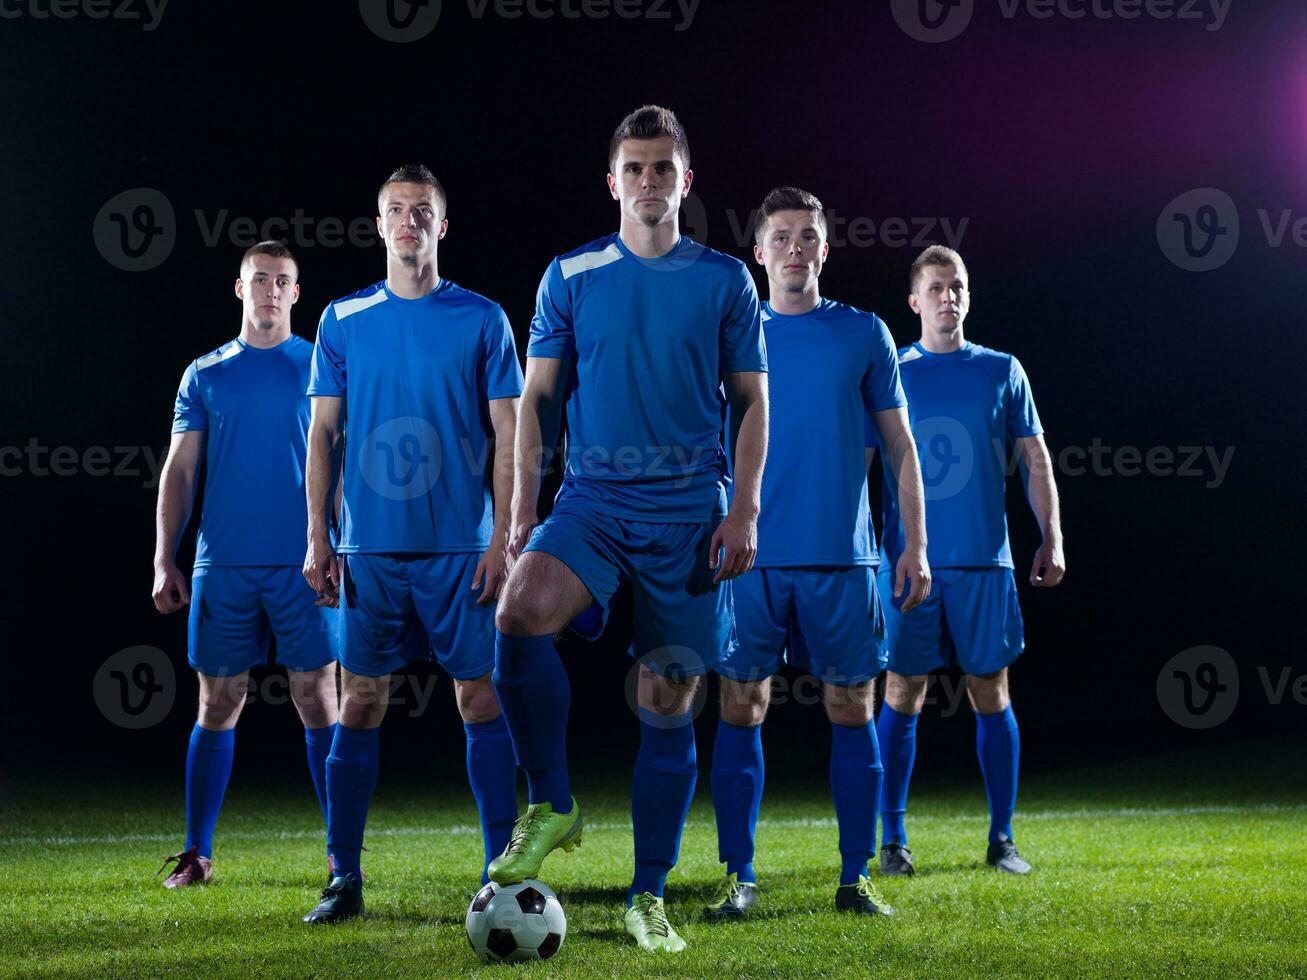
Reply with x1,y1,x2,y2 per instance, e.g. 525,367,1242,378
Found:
377,182,446,263
754,209,829,294
910,262,970,333
607,136,692,229
235,255,299,330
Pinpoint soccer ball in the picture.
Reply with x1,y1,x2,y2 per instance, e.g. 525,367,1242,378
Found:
465,879,567,964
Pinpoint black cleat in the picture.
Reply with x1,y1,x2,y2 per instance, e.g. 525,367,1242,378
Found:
879,843,916,877
835,876,894,916
303,873,364,924
703,873,760,920
986,839,1031,875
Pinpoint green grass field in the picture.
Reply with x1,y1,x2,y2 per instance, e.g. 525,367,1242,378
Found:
3,737,1304,978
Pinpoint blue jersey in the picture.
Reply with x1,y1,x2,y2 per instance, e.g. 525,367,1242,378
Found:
735,299,904,567
308,279,524,554
879,341,1043,569
527,233,766,523
172,335,314,568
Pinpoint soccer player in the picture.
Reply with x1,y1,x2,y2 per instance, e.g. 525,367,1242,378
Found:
299,165,524,923
876,246,1065,877
703,188,930,921
152,241,339,888
488,106,768,952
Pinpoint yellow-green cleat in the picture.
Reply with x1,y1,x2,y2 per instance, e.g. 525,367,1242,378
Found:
703,872,760,920
486,798,583,885
625,892,687,952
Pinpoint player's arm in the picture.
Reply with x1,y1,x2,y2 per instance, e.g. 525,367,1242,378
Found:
152,430,203,614
473,396,519,602
713,370,768,583
1016,433,1065,587
304,395,344,602
874,407,931,612
508,356,568,562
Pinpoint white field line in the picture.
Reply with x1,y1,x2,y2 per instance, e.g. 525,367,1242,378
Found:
2,803,1304,849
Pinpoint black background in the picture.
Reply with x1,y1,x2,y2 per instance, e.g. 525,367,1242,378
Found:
2,0,1303,781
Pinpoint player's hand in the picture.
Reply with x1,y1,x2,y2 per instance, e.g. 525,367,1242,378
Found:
710,511,757,584
894,546,931,614
152,561,190,614
506,508,540,565
473,534,509,606
1030,537,1066,587
303,532,340,606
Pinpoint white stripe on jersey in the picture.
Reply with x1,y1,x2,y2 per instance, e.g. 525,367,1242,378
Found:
335,289,389,321
559,242,623,280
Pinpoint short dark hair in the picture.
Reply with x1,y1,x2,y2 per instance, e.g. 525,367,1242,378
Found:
241,240,298,277
608,105,690,171
909,245,968,291
377,164,447,217
753,186,827,244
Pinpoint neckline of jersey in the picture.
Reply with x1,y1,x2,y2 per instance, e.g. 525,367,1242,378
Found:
381,278,453,304
762,298,836,320
612,232,694,265
912,340,972,358
234,333,299,353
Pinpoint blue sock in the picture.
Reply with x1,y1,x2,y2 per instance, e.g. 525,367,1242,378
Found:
491,632,572,812
465,716,519,884
711,719,763,883
876,704,918,847
830,720,882,886
976,706,1020,844
305,724,335,846
326,724,380,880
184,724,235,858
629,710,698,903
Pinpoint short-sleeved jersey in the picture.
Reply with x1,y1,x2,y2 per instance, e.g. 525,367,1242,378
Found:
879,341,1043,569
527,233,766,523
308,279,524,554
171,335,314,568
731,299,905,567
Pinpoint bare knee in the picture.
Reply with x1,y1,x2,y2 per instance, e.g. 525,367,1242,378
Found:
884,671,929,715
197,672,248,730
719,677,770,728
824,681,874,727
454,673,502,724
289,665,339,729
967,668,1011,714
339,669,389,730
638,666,699,717
495,555,590,636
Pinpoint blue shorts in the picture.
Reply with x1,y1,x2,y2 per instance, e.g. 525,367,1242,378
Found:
340,552,495,679
878,566,1024,678
524,502,734,680
720,566,887,687
189,566,338,677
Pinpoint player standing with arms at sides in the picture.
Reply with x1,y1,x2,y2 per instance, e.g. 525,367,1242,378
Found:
704,188,929,921
300,166,524,923
488,106,768,952
876,246,1065,877
153,242,339,888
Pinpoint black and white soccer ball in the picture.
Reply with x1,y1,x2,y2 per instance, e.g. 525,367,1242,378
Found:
465,879,567,964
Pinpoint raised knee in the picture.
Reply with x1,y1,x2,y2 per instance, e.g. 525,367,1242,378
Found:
495,594,547,637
